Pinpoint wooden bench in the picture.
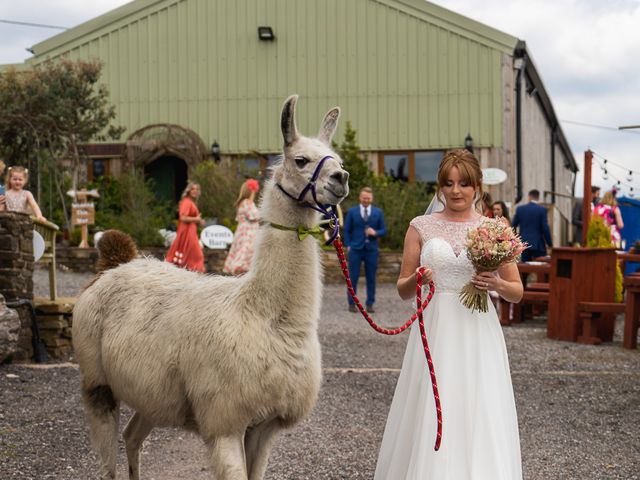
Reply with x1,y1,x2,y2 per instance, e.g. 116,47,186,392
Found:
577,302,626,345
526,282,549,292
511,290,550,324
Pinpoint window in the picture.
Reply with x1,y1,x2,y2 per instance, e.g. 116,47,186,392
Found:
380,151,444,183
414,151,443,183
382,154,409,182
233,154,281,179
88,158,110,181
238,157,261,176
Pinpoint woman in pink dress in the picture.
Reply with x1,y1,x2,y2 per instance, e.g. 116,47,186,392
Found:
165,182,205,272
223,179,260,275
593,190,624,248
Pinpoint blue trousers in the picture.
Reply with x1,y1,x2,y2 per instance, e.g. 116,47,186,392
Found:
347,248,379,306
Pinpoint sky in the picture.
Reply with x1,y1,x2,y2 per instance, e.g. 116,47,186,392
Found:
1,0,639,198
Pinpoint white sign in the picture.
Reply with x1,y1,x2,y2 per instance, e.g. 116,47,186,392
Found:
482,168,508,185
200,225,234,249
33,230,45,262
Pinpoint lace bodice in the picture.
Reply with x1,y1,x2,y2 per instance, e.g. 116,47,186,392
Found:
5,189,30,214
410,214,484,293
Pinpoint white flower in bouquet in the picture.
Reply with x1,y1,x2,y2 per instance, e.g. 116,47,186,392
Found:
459,218,528,312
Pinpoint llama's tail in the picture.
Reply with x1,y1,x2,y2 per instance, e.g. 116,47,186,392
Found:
96,229,138,272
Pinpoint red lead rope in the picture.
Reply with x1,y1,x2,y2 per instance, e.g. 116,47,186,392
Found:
333,237,443,451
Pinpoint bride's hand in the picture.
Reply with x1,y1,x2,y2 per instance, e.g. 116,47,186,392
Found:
472,272,498,291
416,267,433,285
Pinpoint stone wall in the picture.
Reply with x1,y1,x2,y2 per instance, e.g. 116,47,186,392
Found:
0,212,35,362
0,212,34,299
54,245,403,284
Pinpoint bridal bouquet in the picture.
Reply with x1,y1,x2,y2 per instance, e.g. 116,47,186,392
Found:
459,218,527,313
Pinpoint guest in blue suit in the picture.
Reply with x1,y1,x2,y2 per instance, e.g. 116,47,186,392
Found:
512,189,552,262
343,187,387,313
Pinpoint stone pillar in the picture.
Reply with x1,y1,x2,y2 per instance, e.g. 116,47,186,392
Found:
0,212,35,361
0,294,20,363
0,212,34,300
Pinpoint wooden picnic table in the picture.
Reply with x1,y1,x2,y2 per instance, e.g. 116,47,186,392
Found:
623,274,640,349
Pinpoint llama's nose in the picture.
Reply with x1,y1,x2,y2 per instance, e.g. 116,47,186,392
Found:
331,170,349,187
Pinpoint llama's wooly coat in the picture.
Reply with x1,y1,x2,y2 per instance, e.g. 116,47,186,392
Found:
72,94,349,480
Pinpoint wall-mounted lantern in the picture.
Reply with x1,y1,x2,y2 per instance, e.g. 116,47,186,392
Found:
211,141,221,163
464,133,474,152
258,26,275,41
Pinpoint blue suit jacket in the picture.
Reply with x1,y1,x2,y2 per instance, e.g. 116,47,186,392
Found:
343,205,387,251
512,202,552,252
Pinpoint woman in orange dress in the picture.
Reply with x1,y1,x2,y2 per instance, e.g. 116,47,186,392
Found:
223,179,260,275
165,182,205,272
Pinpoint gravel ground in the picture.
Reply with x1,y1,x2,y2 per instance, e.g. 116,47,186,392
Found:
0,268,638,479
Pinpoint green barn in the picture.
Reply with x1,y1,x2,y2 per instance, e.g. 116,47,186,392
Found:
10,0,578,243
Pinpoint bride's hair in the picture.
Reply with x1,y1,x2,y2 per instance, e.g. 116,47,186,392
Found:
435,149,483,210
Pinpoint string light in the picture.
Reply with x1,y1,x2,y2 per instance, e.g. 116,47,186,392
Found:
591,153,638,199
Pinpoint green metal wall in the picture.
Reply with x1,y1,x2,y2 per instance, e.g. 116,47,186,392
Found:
30,0,517,153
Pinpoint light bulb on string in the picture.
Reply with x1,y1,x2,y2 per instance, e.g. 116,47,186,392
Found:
630,187,635,198
627,170,633,182
602,169,608,181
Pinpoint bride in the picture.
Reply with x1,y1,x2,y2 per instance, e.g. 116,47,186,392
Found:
374,149,524,479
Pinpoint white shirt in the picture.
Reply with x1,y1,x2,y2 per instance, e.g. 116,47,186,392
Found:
360,204,370,220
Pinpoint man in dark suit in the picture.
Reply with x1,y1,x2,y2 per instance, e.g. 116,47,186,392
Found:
512,189,553,262
343,187,387,313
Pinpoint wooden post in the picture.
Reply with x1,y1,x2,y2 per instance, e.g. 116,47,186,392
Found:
71,189,97,249
582,150,592,246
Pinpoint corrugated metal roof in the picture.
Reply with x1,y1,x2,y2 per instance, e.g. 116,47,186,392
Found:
23,0,522,153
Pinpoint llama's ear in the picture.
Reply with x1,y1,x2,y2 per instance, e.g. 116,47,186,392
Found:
281,95,299,147
318,107,340,145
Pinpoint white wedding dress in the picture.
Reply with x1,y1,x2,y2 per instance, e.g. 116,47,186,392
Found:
374,214,522,480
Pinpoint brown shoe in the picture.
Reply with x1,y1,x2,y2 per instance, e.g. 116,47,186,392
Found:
348,304,357,313
366,304,375,313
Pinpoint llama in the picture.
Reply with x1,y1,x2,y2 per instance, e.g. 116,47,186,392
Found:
72,95,349,480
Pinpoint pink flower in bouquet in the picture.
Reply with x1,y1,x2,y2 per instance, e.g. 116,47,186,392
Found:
459,218,527,312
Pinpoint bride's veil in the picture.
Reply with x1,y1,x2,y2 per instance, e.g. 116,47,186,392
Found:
425,193,445,215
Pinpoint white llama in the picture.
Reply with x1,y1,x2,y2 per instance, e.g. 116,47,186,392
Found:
72,95,349,480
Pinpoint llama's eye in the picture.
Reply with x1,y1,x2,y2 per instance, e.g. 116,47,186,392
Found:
295,156,310,168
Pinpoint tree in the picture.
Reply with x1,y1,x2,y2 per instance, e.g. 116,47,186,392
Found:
332,121,373,209
332,122,433,250
0,59,125,230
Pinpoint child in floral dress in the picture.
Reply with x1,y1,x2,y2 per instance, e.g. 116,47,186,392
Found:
223,179,260,275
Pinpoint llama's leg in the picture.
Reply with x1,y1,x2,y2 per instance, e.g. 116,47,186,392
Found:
123,412,153,480
245,418,282,480
206,434,248,480
82,385,120,480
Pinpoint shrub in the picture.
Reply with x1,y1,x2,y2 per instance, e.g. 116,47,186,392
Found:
586,216,623,302
190,160,246,229
88,174,172,247
333,123,433,250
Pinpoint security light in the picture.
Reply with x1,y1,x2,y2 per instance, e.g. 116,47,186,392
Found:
258,26,275,41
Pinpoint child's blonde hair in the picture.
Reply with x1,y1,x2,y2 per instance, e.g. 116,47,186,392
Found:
6,165,29,189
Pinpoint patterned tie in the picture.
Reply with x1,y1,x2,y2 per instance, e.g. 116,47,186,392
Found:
363,207,369,223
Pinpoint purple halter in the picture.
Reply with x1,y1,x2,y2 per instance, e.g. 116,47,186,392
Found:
276,155,341,245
